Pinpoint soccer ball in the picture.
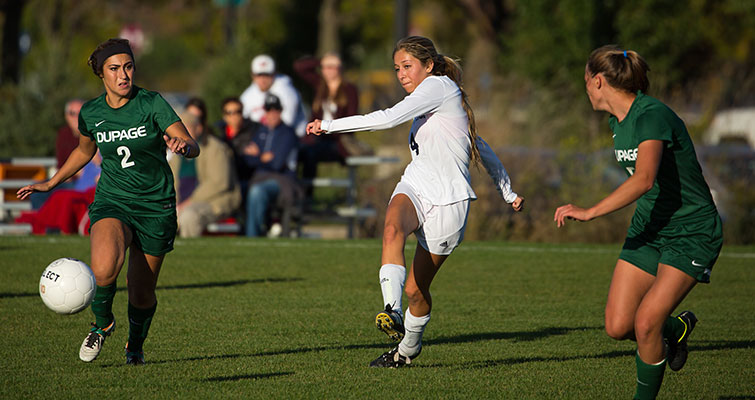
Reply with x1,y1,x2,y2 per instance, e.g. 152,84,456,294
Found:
39,258,96,314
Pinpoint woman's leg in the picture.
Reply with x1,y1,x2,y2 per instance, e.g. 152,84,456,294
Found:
381,194,419,266
378,194,419,311
79,218,132,362
632,264,696,399
124,246,166,362
374,194,420,340
397,243,448,357
88,218,132,327
604,259,655,341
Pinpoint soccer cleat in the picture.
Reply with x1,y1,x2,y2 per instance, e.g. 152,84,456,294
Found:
124,344,145,366
375,304,405,341
369,346,420,368
79,319,116,362
667,311,697,371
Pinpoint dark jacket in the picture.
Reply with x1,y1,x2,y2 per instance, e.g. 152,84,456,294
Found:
214,118,261,182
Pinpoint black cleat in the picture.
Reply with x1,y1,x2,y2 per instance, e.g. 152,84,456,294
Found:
124,343,145,366
375,304,405,341
369,346,420,368
667,311,697,371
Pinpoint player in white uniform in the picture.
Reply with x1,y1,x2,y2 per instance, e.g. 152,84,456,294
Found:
307,36,524,367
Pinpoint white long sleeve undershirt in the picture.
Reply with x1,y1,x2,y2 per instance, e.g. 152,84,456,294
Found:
321,75,517,205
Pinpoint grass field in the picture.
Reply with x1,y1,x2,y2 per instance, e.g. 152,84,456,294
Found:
1,236,753,399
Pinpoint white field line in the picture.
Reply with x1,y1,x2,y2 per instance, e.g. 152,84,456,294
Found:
9,236,755,259
187,239,754,259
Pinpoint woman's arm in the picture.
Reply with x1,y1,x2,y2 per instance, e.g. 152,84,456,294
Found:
16,134,97,199
477,136,524,211
554,139,663,227
164,121,200,158
310,77,445,135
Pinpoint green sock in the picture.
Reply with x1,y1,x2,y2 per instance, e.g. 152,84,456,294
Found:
634,352,666,400
127,301,157,353
91,283,117,328
662,315,686,344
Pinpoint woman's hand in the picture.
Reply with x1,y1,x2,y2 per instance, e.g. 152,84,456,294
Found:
511,196,524,212
164,134,191,156
554,204,593,228
306,119,324,135
16,181,53,200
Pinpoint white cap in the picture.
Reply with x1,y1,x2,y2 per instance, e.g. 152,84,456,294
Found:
251,54,275,75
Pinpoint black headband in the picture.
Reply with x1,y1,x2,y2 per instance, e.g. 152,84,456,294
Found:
96,42,134,72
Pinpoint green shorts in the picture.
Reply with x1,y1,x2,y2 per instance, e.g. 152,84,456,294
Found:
89,201,177,257
619,213,723,283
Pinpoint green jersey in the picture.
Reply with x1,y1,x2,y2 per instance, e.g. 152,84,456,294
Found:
78,86,180,216
609,91,717,231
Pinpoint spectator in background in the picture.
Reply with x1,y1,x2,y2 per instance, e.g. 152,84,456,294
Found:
240,54,308,138
31,99,95,209
57,99,85,169
294,53,371,189
169,98,240,238
214,97,261,186
242,94,300,237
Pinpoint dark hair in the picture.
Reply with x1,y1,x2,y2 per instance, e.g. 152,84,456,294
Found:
221,97,242,110
87,38,134,77
587,45,650,93
394,36,480,166
186,97,208,126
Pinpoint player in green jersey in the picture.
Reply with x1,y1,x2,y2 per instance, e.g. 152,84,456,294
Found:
18,38,199,365
554,45,722,399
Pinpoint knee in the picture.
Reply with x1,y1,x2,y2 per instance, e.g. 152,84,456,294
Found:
93,269,119,286
633,313,662,342
127,282,156,308
91,258,124,285
248,185,262,202
605,314,634,341
404,280,430,305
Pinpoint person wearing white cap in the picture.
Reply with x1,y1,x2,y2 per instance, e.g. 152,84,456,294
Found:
239,54,308,137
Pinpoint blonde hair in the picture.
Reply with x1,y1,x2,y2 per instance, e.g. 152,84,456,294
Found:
394,36,481,166
587,45,650,93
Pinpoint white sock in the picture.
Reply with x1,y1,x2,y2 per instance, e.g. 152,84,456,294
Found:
398,308,430,357
379,264,405,313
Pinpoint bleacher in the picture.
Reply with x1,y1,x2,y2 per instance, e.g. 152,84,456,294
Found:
205,155,399,238
0,157,57,234
1,156,398,238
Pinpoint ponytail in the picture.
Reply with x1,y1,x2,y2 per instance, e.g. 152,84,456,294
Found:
433,54,480,166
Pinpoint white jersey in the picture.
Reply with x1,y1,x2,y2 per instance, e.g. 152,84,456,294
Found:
239,73,308,137
321,75,517,205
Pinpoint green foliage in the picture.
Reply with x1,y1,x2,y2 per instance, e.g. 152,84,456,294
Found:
339,0,398,69
200,40,263,125
504,0,610,94
2,236,754,398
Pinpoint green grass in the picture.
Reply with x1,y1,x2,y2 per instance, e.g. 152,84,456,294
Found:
1,236,753,399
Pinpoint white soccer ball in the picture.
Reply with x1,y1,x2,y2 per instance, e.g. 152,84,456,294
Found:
39,258,96,314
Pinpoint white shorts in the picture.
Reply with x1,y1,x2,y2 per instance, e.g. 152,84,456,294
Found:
390,181,470,256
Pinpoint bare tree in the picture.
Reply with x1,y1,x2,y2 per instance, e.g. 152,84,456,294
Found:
318,0,340,55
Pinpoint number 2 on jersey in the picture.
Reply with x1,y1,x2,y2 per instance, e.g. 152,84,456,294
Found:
117,146,135,168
